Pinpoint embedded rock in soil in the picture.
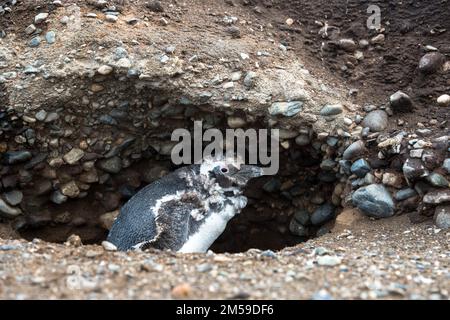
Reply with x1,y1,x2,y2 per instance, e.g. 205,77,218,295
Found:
352,184,395,218
434,205,450,229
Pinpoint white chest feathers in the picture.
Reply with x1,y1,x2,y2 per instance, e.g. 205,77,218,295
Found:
178,195,247,253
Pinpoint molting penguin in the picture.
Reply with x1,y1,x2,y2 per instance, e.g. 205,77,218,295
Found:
107,157,263,253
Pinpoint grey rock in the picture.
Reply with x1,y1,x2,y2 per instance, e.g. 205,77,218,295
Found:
320,159,336,171
269,101,303,117
45,31,56,44
363,105,377,112
350,159,371,178
390,91,413,113
243,71,257,88
51,190,68,204
293,209,310,226
60,181,80,198
99,114,117,126
352,184,395,218
317,255,342,266
403,158,428,183
63,148,85,165
114,47,128,60
34,12,49,24
434,205,450,229
25,24,36,35
311,203,335,226
44,112,59,123
97,156,122,174
339,38,356,52
2,190,23,206
146,0,164,12
295,134,310,146
418,52,445,74
394,188,417,201
443,159,450,174
423,190,450,204
289,219,309,237
361,110,388,132
2,151,32,164
28,36,41,47
320,104,343,116
24,66,39,74
35,110,47,121
343,140,366,160
0,198,22,218
426,173,449,188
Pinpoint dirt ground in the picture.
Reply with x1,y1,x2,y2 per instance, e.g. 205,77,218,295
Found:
0,213,449,299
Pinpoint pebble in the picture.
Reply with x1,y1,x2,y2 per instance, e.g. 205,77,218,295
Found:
443,159,450,174
105,14,118,23
171,283,192,299
45,31,56,44
410,149,423,158
311,203,335,226
269,101,303,117
147,0,164,12
0,198,22,218
426,173,449,188
390,91,413,113
101,241,117,251
434,205,450,229
97,156,122,174
437,94,450,107
60,16,69,24
394,188,417,201
352,184,394,218
418,52,445,74
289,219,309,236
63,148,85,165
2,190,23,206
370,34,385,44
25,24,36,35
423,190,450,204
60,181,80,198
339,39,357,52
351,159,371,178
34,12,49,24
35,110,47,121
2,151,32,164
343,140,366,160
295,134,310,146
361,110,388,132
243,71,257,88
28,36,41,47
226,116,246,129
317,255,342,267
402,158,428,183
320,104,343,116
50,190,68,204
382,172,403,188
97,65,113,75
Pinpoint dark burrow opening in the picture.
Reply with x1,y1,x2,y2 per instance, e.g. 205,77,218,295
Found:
2,82,342,253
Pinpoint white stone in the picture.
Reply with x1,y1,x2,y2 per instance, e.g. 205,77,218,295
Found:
35,13,49,24
97,65,113,75
437,94,450,107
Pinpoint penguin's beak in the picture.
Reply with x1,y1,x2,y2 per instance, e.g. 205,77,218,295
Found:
234,165,264,181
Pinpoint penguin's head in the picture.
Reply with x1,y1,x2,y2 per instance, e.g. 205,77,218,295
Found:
200,156,264,188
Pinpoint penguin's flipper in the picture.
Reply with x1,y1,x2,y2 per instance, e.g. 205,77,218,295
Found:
134,191,206,251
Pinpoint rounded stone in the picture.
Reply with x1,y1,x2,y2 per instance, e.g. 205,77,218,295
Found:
437,94,450,107
390,91,413,113
418,52,445,74
98,65,113,75
361,110,388,132
352,184,395,218
434,205,450,229
343,140,366,160
311,203,335,226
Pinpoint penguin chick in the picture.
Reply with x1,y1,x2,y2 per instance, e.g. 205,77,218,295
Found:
107,157,263,253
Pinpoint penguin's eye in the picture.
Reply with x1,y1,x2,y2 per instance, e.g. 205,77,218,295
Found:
221,167,228,173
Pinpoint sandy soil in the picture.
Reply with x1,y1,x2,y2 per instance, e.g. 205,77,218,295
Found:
0,213,448,300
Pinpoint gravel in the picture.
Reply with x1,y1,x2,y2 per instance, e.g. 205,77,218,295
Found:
0,215,448,299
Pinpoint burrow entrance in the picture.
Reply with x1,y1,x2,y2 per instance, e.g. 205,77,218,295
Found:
2,79,344,253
